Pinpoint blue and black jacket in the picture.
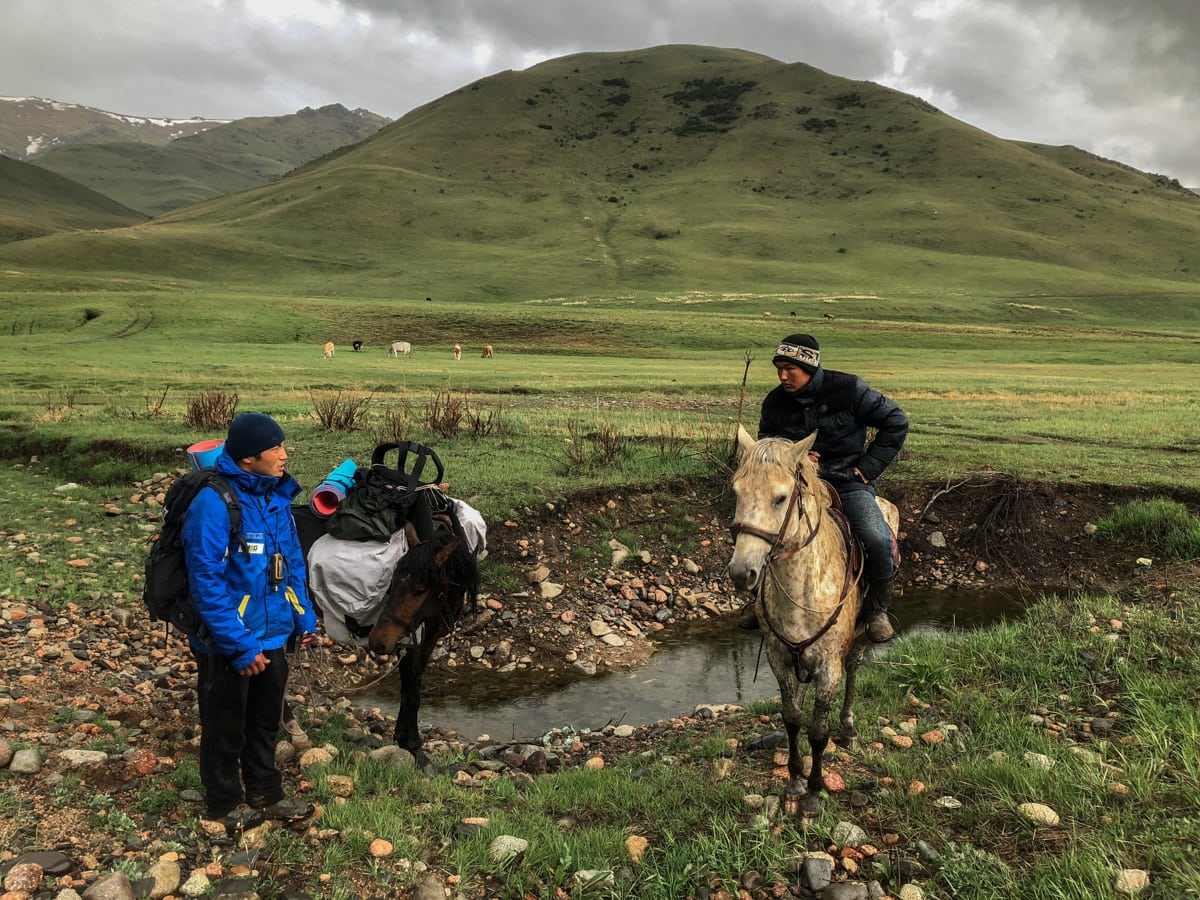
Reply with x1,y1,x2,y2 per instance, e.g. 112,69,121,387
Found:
182,450,316,671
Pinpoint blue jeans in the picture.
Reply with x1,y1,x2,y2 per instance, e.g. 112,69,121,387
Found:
837,489,896,580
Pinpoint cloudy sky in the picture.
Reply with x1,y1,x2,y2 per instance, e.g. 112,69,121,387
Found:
3,0,1197,185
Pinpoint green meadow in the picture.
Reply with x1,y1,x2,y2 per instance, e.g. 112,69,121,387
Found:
0,286,1197,512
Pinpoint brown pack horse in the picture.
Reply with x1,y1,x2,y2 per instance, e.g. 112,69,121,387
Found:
728,425,899,818
366,521,480,769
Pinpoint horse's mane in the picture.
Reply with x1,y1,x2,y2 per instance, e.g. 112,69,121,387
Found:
399,524,480,612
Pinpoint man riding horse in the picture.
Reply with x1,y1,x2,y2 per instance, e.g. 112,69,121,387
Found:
741,333,909,642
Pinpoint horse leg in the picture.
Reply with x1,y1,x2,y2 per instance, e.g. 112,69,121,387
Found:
775,670,812,817
800,687,837,819
836,642,867,751
391,648,428,768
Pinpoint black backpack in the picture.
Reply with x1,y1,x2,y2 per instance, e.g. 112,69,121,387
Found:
326,441,447,542
143,468,247,638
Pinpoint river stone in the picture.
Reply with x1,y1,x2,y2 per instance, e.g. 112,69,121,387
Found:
80,871,135,899
490,835,529,862
824,883,869,900
830,821,869,847
370,745,417,769
539,582,564,599
10,746,46,773
1018,802,1060,825
3,862,44,894
898,885,925,900
412,875,448,900
146,858,182,898
180,871,211,897
0,737,12,767
61,748,109,767
9,850,73,875
800,855,833,891
1115,869,1150,894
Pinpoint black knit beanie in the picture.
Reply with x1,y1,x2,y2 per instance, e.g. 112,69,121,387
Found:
225,412,285,459
772,333,820,374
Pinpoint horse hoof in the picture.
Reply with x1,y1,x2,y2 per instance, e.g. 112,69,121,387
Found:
800,796,823,819
783,788,804,817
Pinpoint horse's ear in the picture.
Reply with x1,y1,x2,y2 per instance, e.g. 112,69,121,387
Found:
434,539,459,566
737,424,756,453
404,521,420,546
792,430,818,460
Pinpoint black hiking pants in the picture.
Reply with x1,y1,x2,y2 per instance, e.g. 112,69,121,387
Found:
194,646,288,817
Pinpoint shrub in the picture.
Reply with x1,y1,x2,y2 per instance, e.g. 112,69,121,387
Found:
185,389,238,431
309,390,372,432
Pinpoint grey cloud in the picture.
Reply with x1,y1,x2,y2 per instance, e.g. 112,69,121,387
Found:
1,0,1197,184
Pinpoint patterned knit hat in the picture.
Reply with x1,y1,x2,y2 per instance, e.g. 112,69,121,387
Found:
772,334,820,374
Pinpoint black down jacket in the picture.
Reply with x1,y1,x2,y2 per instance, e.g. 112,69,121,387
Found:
757,367,908,494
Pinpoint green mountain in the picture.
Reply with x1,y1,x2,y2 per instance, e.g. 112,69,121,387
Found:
2,45,1198,302
32,104,390,216
0,155,146,243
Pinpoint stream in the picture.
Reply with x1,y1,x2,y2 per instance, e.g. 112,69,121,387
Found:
352,585,1060,743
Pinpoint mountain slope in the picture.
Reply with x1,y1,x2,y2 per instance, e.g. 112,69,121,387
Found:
31,104,391,215
0,155,146,243
2,45,1197,301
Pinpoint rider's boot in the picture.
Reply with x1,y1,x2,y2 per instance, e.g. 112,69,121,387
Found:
737,600,760,631
864,573,898,643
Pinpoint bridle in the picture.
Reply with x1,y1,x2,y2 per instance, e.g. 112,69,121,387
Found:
730,463,858,681
729,464,823,561
376,569,461,650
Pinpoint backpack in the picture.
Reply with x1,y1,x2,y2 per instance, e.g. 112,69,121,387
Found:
143,468,247,638
326,441,447,542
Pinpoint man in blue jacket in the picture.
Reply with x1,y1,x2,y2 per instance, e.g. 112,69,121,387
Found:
742,334,909,642
183,412,318,831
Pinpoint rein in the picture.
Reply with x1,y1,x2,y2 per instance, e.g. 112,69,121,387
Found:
733,466,861,683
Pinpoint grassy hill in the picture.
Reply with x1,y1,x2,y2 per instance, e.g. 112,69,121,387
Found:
32,104,390,215
0,155,146,243
1,45,1198,304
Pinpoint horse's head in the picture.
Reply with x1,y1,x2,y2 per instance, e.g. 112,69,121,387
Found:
728,425,820,591
367,525,479,655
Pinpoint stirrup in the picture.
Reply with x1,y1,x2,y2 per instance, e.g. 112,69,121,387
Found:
737,602,760,631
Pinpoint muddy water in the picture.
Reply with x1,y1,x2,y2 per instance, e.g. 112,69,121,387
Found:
352,586,1060,744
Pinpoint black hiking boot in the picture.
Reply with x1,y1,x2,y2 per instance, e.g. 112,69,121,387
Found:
737,601,760,631
864,573,898,643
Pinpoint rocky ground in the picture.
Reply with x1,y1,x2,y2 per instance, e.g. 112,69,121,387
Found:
0,472,1188,898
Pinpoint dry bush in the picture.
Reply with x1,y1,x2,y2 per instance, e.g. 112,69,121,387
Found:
464,399,508,440
372,402,414,445
309,390,373,431
424,391,464,438
186,389,239,431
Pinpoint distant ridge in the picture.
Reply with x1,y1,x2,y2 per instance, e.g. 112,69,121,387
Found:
1,99,391,216
0,96,227,160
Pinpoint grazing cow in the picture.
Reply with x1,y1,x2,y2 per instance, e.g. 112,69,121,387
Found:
323,341,335,359
453,344,462,360
824,312,836,320
387,341,412,358
481,345,494,359
763,312,772,318
352,340,364,352
789,311,797,317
